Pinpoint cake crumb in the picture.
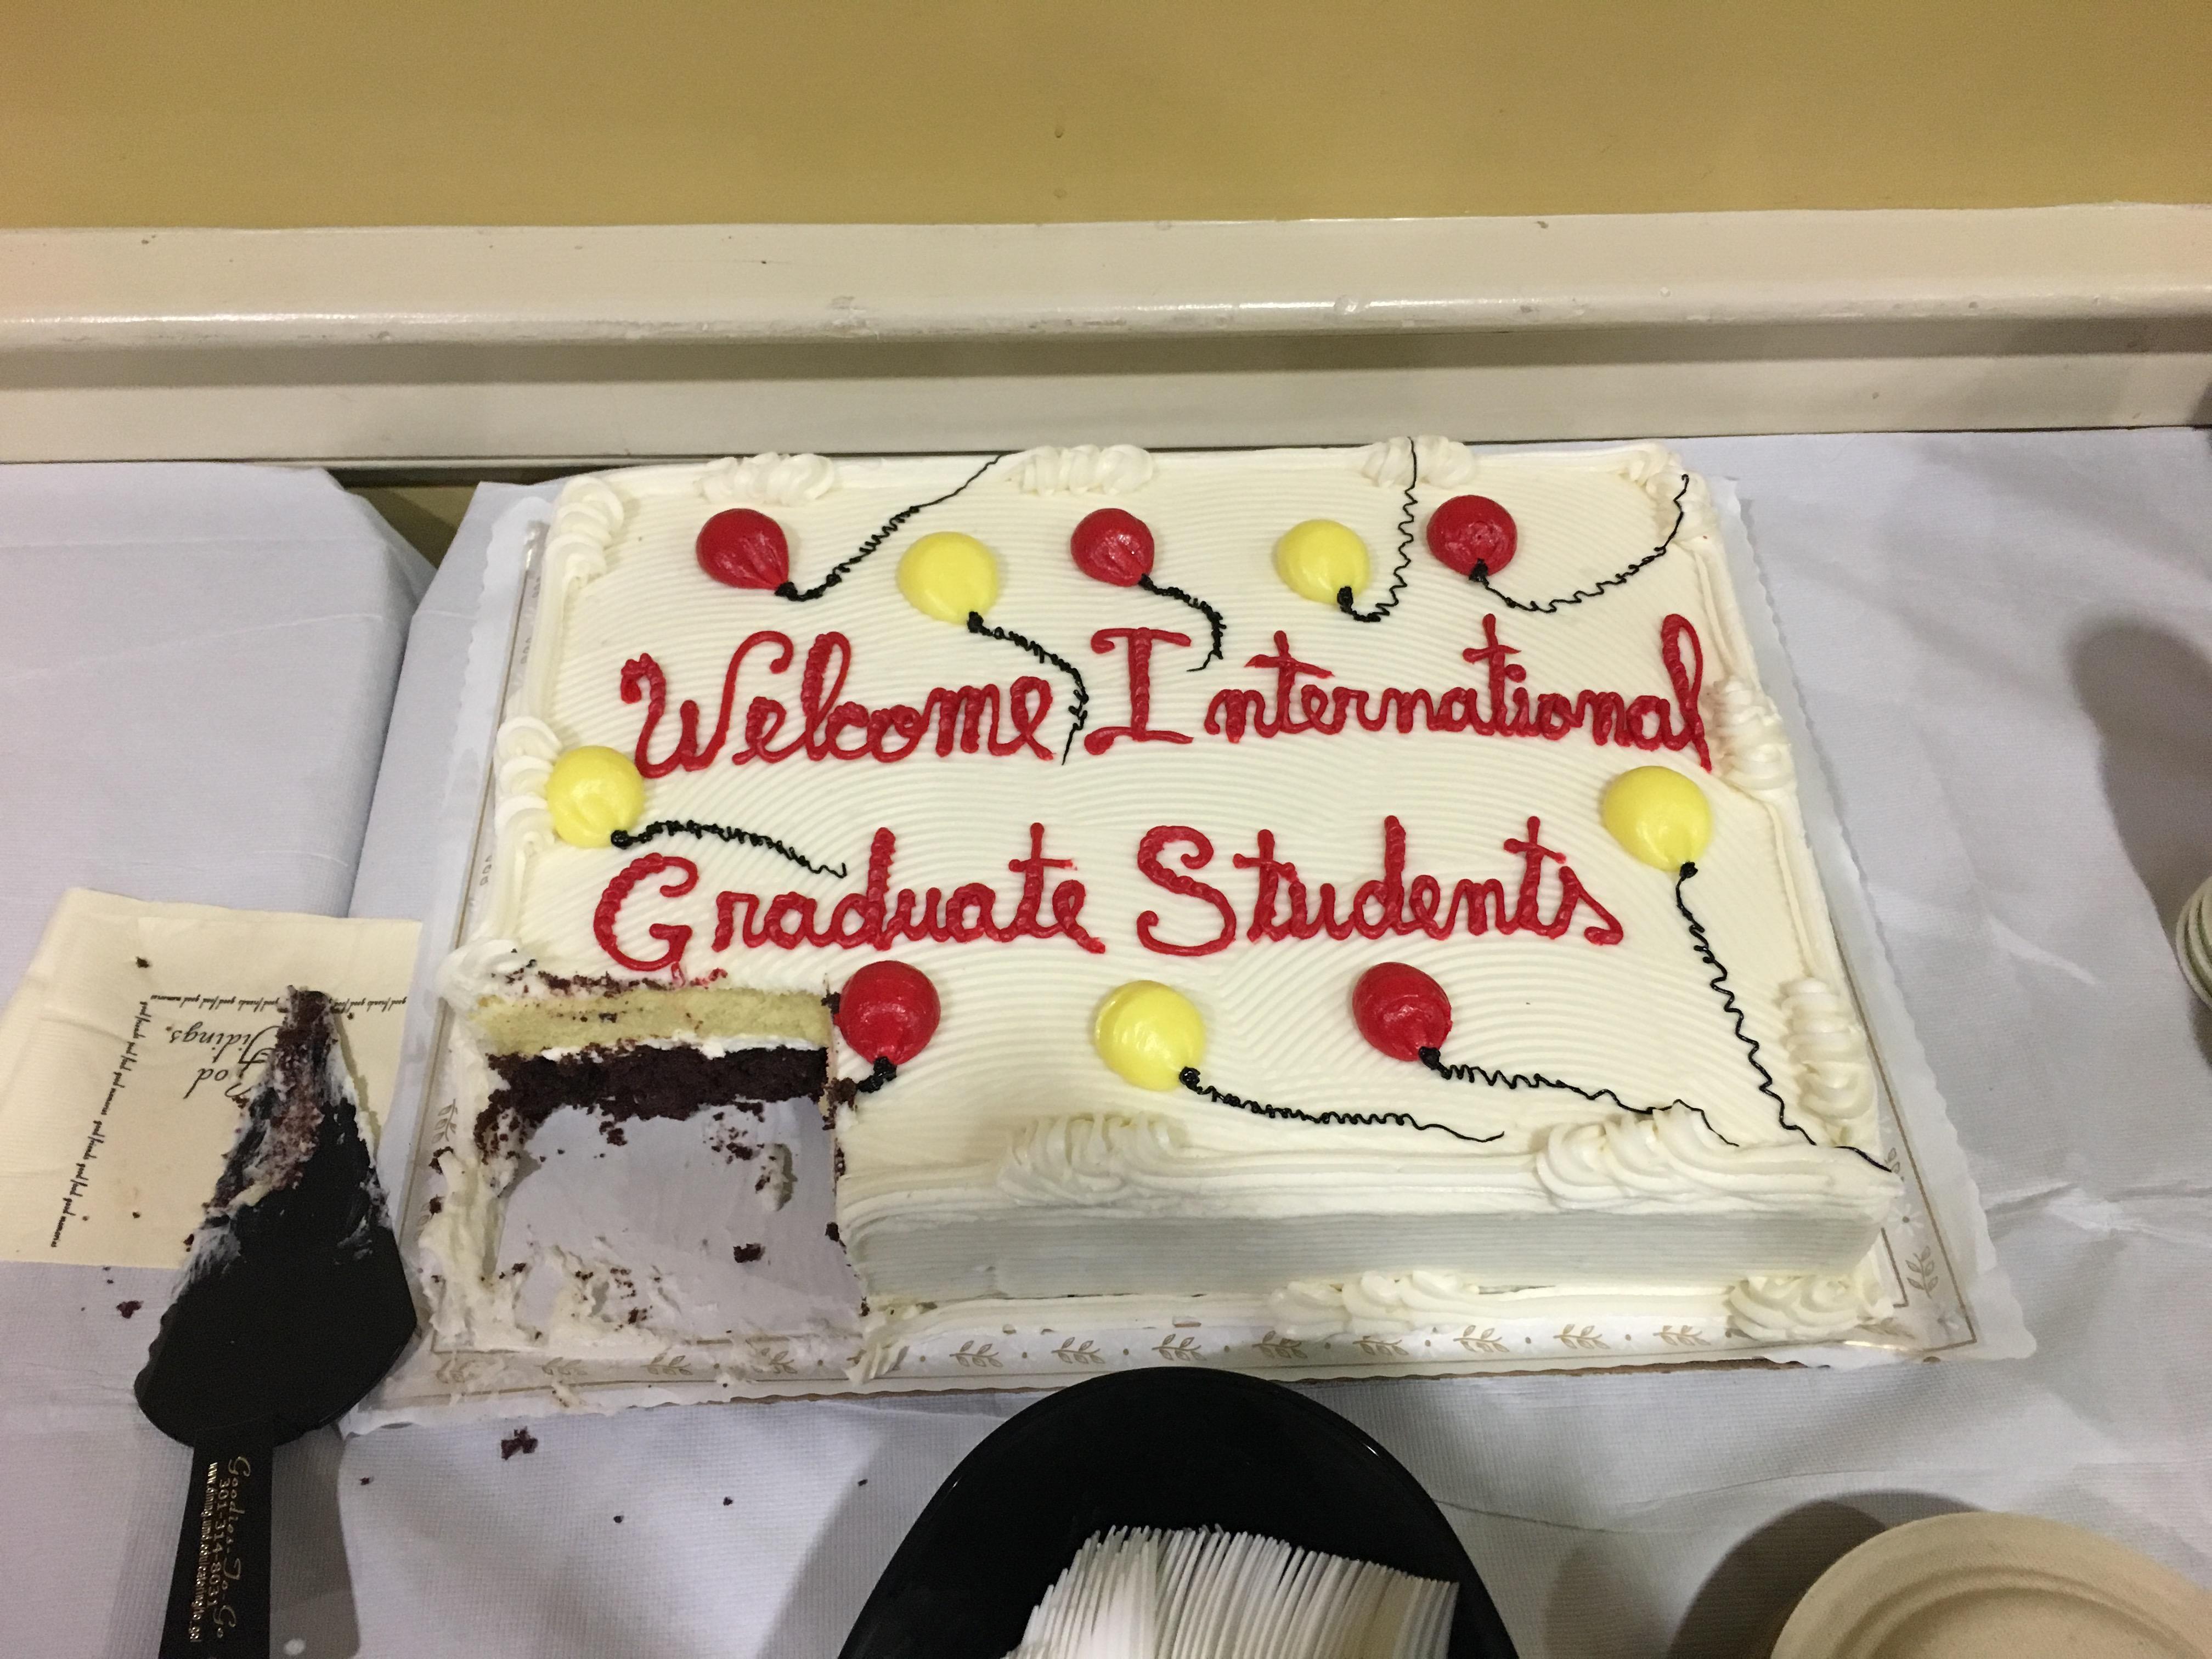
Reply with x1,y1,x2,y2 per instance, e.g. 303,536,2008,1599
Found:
116,1300,142,1319
599,1120,627,1147
825,1222,841,1243
731,1242,765,1265
722,1497,732,1506
499,1427,539,1460
359,1477,373,1486
612,1515,623,1524
135,956,149,968
708,1122,757,1163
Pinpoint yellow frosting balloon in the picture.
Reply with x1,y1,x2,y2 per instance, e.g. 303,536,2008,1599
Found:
1601,766,1712,871
1092,980,1207,1091
898,532,1000,623
546,746,647,848
1273,518,1370,606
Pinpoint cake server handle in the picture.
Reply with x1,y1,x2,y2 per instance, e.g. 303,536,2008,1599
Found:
159,1421,274,1658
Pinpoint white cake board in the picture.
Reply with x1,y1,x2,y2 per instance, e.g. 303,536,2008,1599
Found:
349,464,2026,1432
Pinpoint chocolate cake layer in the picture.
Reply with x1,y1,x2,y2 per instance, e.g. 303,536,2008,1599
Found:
477,1043,827,1154
210,988,340,1210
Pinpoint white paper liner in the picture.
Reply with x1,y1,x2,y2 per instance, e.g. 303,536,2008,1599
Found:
349,465,2027,1432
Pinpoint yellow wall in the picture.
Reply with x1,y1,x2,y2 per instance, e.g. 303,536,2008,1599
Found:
5,1,2208,227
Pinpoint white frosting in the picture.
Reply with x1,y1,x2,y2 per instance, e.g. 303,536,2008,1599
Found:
439,439,1899,1353
755,1142,794,1210
544,477,624,593
964,1104,1893,1221
1533,1106,1891,1212
438,938,528,1012
1711,676,1794,795
1355,435,1479,490
1781,977,1878,1144
1005,444,1156,495
1726,1262,1889,1344
1268,1261,1888,1347
522,1034,816,1064
995,1113,1190,1207
699,452,838,506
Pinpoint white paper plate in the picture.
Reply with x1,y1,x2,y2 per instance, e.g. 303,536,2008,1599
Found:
1774,1512,2212,1659
2172,874,2212,1010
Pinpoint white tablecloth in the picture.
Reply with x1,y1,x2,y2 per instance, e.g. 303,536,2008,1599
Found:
9,435,2211,1658
0,463,428,1655
0,464,430,993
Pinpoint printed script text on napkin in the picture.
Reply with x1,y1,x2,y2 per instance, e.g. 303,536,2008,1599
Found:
0,890,418,1268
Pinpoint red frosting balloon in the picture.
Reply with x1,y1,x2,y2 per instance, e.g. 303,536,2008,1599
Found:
1352,963,1453,1062
696,508,791,590
836,961,941,1065
1424,494,1517,578
1070,508,1155,588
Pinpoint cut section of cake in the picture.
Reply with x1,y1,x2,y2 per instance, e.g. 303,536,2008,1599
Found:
422,964,836,1356
462,974,828,1156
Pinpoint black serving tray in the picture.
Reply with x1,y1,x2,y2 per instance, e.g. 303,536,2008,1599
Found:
839,1367,1517,1658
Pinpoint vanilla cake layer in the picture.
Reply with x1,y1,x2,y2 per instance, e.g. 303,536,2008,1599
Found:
436,439,1902,1357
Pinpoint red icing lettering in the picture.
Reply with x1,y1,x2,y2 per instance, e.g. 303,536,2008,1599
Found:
623,631,791,777
1660,613,1712,770
594,854,699,973
694,824,1104,958
1198,615,1712,770
625,630,1056,771
1204,632,1334,742
1135,827,1237,956
1085,627,1194,756
1139,815,1622,953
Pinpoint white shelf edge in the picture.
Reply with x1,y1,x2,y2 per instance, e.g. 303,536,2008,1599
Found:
3,207,2207,347
0,208,2204,460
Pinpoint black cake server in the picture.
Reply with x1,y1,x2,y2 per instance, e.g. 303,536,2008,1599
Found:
134,988,417,1659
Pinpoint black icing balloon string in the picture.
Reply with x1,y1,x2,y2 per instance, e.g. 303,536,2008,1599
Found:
1177,1066,1504,1144
894,528,1090,765
1599,766,1895,1173
966,609,1091,764
1088,979,1500,1145
772,453,1007,604
1336,437,1419,624
1672,860,1830,1153
1070,506,1226,670
1457,473,1692,614
609,820,849,880
1346,961,1739,1140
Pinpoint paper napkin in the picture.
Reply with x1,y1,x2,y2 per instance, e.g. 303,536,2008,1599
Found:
0,890,417,1268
